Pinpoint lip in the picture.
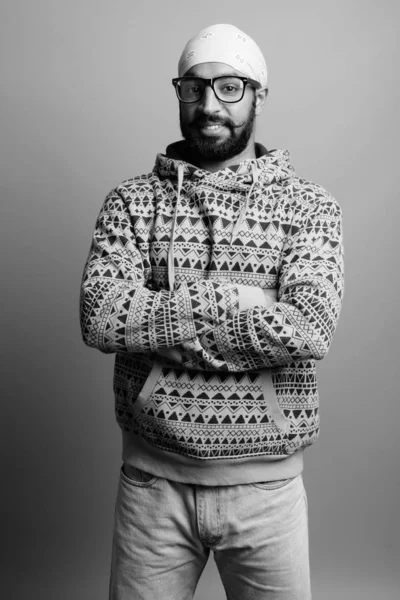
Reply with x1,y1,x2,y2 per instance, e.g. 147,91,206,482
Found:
198,124,227,136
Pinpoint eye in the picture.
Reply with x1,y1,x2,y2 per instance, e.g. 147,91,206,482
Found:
222,84,239,93
216,77,244,96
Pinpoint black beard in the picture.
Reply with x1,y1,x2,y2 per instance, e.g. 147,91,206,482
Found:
179,102,256,162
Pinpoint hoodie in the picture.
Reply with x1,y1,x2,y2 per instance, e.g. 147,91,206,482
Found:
80,142,344,485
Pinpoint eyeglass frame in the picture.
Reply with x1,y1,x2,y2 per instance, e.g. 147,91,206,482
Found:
171,75,257,104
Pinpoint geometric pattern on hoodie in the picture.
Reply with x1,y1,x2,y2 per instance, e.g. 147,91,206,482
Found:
80,145,344,460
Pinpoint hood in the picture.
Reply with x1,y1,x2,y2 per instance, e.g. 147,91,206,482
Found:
154,141,295,189
153,141,296,291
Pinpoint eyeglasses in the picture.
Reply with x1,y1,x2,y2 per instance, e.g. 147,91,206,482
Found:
172,76,252,104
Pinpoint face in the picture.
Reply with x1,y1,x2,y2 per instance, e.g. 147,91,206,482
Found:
179,62,265,162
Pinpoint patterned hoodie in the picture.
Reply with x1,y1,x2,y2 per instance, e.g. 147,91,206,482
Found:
80,142,344,485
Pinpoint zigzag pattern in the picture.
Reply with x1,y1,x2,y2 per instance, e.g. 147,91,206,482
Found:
81,148,344,460
132,366,319,458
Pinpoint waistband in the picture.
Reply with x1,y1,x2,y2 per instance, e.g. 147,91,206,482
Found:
122,431,304,486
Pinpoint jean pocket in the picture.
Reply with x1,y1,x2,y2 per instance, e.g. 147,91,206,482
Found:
252,476,296,490
121,464,158,487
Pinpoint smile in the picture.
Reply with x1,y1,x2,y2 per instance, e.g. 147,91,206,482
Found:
198,124,227,135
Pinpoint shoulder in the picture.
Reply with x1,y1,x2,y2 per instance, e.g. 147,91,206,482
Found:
115,171,158,200
99,171,160,212
94,172,158,217
284,177,342,220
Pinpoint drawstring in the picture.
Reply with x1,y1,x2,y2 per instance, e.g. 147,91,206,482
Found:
168,163,184,291
231,162,258,243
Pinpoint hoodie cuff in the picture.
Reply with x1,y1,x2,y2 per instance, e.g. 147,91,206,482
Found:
184,280,239,339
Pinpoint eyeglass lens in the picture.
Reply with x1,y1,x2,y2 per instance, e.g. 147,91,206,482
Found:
178,77,245,103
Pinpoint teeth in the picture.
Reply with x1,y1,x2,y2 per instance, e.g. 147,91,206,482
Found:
205,125,221,129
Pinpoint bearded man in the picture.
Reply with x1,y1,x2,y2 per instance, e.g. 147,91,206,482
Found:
80,23,344,600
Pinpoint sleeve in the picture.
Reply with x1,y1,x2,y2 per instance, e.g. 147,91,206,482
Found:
184,190,344,371
79,187,239,354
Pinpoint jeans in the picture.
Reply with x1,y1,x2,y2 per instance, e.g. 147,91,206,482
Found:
109,465,311,600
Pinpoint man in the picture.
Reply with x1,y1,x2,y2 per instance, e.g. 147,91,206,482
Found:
80,23,344,600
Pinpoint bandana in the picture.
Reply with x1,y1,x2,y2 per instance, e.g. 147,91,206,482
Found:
178,24,268,90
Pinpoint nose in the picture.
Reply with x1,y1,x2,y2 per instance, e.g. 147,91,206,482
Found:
198,85,222,115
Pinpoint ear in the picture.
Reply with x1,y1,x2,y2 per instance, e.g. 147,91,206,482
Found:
255,88,268,116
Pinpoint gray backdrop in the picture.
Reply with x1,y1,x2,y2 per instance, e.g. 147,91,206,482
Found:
1,1,399,598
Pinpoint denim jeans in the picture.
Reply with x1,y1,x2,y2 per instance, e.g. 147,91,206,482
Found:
109,465,311,600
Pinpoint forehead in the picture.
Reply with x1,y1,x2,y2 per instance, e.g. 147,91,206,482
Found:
184,62,247,79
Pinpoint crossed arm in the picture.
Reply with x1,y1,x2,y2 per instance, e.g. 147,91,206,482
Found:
157,286,278,366
80,187,344,372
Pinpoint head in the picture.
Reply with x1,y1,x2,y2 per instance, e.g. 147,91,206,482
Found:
174,24,268,166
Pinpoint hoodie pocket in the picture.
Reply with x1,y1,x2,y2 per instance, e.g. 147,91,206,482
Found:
132,364,296,460
132,358,164,418
260,369,291,436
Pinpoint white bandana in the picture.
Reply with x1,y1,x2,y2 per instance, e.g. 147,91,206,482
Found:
178,24,268,90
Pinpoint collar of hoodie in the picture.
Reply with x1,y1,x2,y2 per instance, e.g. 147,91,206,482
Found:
157,142,295,291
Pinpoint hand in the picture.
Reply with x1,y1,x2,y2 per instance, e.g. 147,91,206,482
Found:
236,285,278,311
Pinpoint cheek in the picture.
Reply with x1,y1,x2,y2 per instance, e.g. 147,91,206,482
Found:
234,93,255,121
229,107,248,127
227,98,253,125
180,105,196,124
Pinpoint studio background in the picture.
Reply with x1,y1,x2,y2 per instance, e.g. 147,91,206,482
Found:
1,1,398,599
